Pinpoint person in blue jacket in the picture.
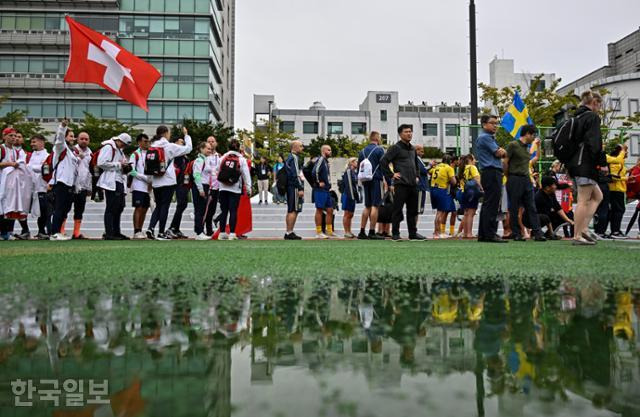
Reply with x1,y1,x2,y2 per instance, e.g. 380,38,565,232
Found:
312,145,335,238
341,158,359,238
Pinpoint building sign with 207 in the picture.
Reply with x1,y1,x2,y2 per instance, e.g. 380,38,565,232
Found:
376,94,392,104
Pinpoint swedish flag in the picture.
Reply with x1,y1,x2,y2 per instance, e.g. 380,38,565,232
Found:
501,91,533,139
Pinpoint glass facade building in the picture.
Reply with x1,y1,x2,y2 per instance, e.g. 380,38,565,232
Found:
0,0,235,130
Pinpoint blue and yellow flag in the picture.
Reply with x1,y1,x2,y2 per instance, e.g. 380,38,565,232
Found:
501,91,533,139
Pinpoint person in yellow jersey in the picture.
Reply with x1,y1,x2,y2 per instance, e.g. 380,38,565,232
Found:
456,154,483,238
607,144,628,238
429,154,457,239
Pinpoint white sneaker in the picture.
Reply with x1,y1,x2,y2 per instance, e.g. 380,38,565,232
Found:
219,233,228,240
133,232,146,240
195,233,209,241
326,233,339,239
315,233,329,239
51,233,71,241
228,233,237,241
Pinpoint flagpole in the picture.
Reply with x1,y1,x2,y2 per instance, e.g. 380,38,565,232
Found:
63,15,69,120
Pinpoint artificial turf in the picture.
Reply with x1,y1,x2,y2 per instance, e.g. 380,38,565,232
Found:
1,240,639,291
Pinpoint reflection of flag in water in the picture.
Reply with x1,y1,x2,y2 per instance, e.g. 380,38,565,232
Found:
53,379,145,417
501,91,533,139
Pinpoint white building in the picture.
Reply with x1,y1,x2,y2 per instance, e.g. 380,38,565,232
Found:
253,91,472,154
489,57,557,96
558,27,640,158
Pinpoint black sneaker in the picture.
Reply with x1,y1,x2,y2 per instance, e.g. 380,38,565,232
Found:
368,233,384,240
357,231,369,240
514,236,526,242
610,232,627,240
533,234,547,242
409,233,427,241
146,230,155,240
175,230,187,239
391,235,402,241
155,233,171,241
116,233,131,241
103,234,119,241
284,233,302,240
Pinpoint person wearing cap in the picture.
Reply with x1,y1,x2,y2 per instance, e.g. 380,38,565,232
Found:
69,131,93,239
49,119,80,241
97,133,132,240
526,176,574,240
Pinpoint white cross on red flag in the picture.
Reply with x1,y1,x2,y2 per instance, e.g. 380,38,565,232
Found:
63,15,161,111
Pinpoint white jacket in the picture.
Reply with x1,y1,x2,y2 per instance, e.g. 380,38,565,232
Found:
206,153,221,190
129,148,152,193
27,149,49,193
74,144,93,193
50,124,79,187
0,164,34,217
217,151,252,194
0,145,27,215
149,136,193,189
96,139,127,192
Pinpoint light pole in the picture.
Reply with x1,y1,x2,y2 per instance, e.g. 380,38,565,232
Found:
469,0,479,153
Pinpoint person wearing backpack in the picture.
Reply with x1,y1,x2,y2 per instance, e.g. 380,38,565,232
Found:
49,120,80,241
69,131,92,239
284,140,305,240
191,141,214,240
129,133,152,239
357,132,385,240
340,158,359,238
216,139,251,240
566,91,606,246
27,134,50,239
312,145,336,239
167,137,190,239
97,133,132,240
146,125,192,241
272,155,285,204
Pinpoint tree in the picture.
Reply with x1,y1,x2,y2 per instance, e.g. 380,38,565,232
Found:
170,119,235,157
0,110,49,139
238,118,297,164
306,135,366,158
479,75,579,148
68,112,142,152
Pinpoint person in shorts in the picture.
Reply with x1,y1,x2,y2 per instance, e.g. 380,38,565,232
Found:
312,145,335,239
129,134,152,239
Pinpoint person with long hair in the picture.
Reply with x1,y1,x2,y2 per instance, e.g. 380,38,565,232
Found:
191,141,214,240
216,139,251,240
146,125,192,240
567,91,606,246
457,154,483,238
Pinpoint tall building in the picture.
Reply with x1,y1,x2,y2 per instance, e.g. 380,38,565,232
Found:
558,27,640,158
489,57,556,96
0,0,235,133
254,91,472,154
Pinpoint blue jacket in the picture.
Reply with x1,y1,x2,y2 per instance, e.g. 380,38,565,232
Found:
285,153,303,190
342,169,359,201
358,144,385,180
417,158,429,192
313,156,331,190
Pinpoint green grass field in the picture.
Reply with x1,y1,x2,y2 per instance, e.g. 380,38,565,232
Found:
2,240,640,291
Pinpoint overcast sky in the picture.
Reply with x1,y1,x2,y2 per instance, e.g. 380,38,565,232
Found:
234,0,640,129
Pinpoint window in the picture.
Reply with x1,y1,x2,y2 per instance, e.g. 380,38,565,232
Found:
531,80,546,92
423,123,438,136
380,110,387,122
303,121,318,134
445,124,459,137
629,99,639,116
351,122,367,135
328,122,343,135
279,121,295,133
611,98,621,113
381,134,388,142
631,134,640,157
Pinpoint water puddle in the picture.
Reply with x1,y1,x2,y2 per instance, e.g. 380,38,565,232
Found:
0,277,638,417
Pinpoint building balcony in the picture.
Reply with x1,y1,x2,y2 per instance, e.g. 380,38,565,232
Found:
0,0,120,9
0,74,104,94
0,30,117,50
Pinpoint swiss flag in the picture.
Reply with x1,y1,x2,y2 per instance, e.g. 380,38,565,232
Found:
64,16,161,111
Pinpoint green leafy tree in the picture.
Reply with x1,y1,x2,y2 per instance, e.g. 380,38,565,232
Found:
306,135,366,158
171,119,235,158
0,110,49,140
239,118,297,164
67,112,142,152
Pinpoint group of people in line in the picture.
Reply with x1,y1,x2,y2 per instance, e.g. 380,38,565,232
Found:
0,121,252,241
0,90,638,243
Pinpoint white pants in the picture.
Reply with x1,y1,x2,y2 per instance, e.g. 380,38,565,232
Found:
258,179,269,202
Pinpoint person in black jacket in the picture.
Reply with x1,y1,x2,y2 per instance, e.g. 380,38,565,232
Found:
567,91,606,246
379,125,426,241
168,137,189,239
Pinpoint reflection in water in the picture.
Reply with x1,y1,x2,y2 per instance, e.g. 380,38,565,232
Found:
0,277,638,417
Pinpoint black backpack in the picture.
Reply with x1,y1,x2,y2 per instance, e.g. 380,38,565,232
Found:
144,147,168,176
302,158,318,187
218,153,242,185
276,167,288,195
552,112,590,164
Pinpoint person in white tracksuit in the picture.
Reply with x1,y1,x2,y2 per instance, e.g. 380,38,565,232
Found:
97,133,132,240
49,120,80,241
129,133,153,239
27,134,50,239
